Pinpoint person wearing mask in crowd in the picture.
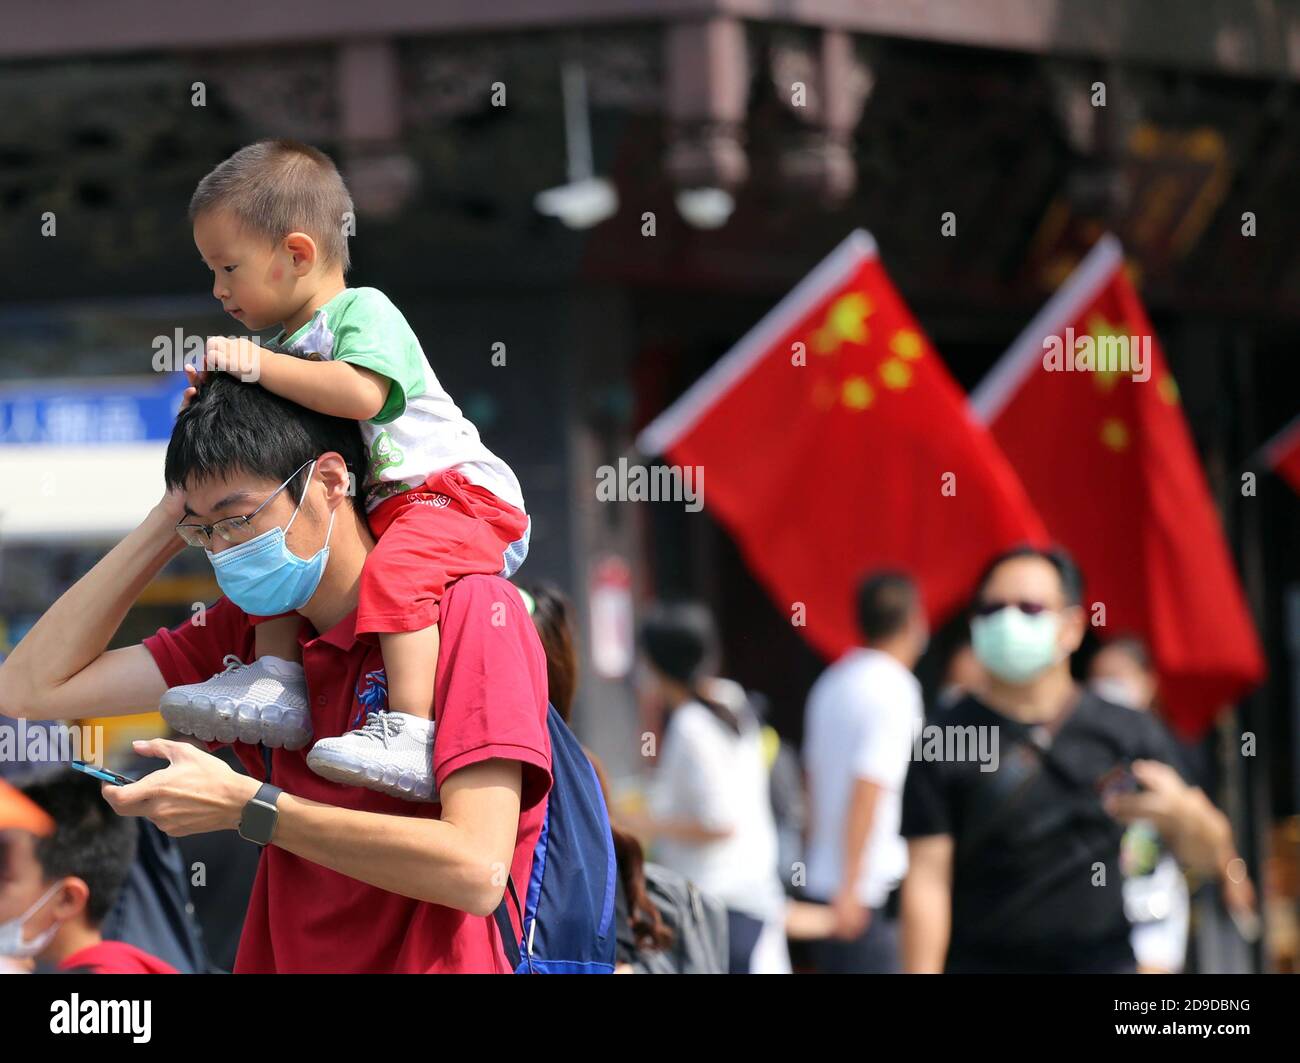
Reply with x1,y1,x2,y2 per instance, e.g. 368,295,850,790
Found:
623,601,790,974
0,778,54,973
520,583,728,974
1,770,177,974
803,571,927,973
901,545,1242,974
1089,637,1258,971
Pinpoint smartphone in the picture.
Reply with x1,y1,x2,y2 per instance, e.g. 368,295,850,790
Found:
1096,763,1142,801
70,760,137,786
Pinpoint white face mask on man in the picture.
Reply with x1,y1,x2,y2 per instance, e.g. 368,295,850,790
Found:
0,881,64,958
970,606,1063,684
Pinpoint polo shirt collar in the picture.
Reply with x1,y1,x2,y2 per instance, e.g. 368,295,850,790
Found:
297,609,360,651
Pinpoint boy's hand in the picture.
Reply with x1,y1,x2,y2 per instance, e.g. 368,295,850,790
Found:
204,336,264,382
179,363,205,409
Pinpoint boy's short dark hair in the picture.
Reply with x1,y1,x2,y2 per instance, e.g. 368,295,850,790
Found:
975,544,1084,608
18,771,137,927
855,570,919,642
190,139,354,271
165,370,368,520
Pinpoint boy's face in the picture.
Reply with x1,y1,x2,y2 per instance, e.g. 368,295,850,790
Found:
194,209,301,333
0,830,66,956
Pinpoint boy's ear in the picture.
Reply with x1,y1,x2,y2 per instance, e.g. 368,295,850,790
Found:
282,232,318,273
50,876,91,923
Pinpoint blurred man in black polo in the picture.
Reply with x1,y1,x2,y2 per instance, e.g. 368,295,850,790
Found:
900,546,1237,974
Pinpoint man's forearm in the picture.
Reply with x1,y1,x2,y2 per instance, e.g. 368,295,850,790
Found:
0,503,183,719
900,878,951,973
619,809,732,845
1171,787,1237,878
263,792,508,915
106,744,522,917
838,779,881,898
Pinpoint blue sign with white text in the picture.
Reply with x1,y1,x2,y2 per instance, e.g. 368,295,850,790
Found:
0,378,186,446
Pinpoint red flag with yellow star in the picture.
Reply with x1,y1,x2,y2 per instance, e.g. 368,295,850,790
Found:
636,230,1046,659
972,234,1265,738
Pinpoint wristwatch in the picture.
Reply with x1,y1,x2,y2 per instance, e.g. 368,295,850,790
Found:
238,783,283,846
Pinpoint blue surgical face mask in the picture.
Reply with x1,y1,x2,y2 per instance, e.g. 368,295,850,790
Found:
207,460,336,615
970,606,1062,684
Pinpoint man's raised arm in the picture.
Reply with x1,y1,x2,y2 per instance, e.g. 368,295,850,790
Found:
0,490,186,721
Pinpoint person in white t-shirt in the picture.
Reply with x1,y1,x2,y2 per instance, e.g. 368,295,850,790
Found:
803,571,927,973
624,602,791,975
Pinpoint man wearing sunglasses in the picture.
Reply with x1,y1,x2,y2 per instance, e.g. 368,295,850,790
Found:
899,545,1237,974
0,372,551,973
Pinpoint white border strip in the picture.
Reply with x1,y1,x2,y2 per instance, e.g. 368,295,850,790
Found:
635,229,879,455
969,234,1124,424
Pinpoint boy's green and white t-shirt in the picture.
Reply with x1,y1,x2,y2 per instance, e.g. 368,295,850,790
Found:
266,287,524,514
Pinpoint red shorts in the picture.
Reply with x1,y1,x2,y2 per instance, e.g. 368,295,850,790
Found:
248,469,529,640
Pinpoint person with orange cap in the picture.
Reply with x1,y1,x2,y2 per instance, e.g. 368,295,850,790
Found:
0,771,177,974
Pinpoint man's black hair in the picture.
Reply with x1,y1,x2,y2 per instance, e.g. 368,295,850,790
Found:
165,368,367,519
18,770,137,927
975,544,1084,608
856,570,919,643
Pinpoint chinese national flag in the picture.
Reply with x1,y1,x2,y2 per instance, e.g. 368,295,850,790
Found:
1263,415,1300,496
971,235,1265,738
636,231,1046,661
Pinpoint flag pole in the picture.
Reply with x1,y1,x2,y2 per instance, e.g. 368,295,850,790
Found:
1232,331,1271,971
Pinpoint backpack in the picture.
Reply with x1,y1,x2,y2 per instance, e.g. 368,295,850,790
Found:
492,704,617,973
627,863,729,974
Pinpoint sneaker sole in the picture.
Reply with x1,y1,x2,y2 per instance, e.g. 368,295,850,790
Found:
159,690,312,750
305,746,434,802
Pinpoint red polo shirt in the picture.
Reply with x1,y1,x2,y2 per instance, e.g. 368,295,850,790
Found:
143,574,551,973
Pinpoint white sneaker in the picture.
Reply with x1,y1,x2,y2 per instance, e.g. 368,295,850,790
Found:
159,655,313,750
306,711,436,801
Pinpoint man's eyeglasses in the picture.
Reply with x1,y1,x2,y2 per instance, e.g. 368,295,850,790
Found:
175,458,316,549
972,600,1055,618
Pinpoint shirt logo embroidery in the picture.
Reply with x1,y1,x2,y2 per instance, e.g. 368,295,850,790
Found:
351,668,389,729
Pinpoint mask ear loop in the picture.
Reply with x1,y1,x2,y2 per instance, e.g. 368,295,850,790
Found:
283,459,319,535
291,459,339,557
15,880,66,943
320,500,338,550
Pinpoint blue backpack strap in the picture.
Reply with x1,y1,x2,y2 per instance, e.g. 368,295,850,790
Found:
492,876,526,973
